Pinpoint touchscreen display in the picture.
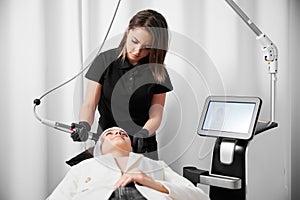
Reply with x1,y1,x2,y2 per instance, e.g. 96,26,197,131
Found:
198,96,261,140
202,101,256,134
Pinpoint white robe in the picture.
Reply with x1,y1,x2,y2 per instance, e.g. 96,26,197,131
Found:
47,152,210,200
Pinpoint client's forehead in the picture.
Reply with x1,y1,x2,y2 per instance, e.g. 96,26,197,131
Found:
103,127,128,135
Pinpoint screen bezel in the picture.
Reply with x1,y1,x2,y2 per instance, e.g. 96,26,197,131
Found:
197,96,262,140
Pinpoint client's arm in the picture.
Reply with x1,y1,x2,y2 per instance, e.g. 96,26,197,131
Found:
113,168,169,194
159,161,210,200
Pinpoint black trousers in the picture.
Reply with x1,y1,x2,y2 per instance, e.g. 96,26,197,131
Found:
109,183,147,200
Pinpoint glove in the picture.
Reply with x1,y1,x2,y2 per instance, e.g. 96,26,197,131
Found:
70,121,91,142
132,129,149,153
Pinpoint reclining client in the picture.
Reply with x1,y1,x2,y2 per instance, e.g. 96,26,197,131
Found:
47,127,210,200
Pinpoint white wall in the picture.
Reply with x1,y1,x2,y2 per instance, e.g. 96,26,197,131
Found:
0,0,297,199
0,0,47,199
43,0,87,194
0,0,85,199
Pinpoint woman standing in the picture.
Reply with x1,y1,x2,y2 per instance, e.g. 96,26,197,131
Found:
69,9,173,163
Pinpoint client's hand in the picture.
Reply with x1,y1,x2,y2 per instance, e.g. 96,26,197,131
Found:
70,121,91,142
113,168,169,194
132,129,149,153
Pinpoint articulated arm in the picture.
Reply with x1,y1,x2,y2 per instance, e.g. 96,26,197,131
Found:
225,0,278,122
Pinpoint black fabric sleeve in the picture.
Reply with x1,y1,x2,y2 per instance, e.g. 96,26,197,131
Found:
85,48,119,84
153,69,173,94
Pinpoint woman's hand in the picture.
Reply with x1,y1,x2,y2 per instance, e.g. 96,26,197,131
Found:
113,168,169,194
132,129,149,153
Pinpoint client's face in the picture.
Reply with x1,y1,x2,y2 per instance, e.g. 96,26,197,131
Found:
101,128,132,154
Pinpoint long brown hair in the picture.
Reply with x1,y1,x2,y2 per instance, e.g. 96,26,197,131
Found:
118,9,169,83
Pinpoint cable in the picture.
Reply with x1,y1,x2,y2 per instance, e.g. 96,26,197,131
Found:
36,0,121,101
33,0,122,131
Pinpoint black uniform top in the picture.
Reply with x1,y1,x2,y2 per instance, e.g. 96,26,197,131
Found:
85,48,173,134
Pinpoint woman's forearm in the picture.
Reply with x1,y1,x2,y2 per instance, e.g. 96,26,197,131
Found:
143,93,166,135
79,81,101,125
79,103,96,125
